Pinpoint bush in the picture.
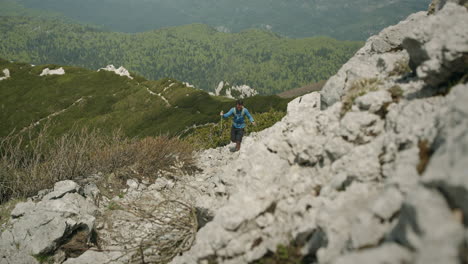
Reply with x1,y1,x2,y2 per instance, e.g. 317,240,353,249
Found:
0,126,195,204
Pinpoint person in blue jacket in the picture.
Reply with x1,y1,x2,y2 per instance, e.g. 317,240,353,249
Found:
220,100,256,151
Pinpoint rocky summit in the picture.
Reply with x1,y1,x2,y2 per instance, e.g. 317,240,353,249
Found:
1,0,468,263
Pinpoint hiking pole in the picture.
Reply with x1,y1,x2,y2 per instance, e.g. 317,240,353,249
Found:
220,114,223,136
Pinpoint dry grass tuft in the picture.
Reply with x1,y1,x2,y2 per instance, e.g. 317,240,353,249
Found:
388,59,411,77
417,140,433,175
0,126,195,204
341,78,382,117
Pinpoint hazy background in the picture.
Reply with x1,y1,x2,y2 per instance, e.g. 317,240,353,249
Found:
13,0,429,40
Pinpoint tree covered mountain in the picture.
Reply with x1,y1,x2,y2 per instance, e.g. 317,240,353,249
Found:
0,58,289,139
10,0,429,40
0,16,362,94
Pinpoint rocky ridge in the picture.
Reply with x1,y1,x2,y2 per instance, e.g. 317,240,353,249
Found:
1,1,467,263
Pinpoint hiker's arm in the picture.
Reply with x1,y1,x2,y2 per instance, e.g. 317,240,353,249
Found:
222,108,234,118
244,109,255,123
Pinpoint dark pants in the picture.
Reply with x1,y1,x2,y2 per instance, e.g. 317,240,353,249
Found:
231,127,244,143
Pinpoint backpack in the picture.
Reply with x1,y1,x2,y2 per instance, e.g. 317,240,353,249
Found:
232,107,246,117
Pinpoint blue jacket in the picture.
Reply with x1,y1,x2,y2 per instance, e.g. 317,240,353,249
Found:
223,107,254,129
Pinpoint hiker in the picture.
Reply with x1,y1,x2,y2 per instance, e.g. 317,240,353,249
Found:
220,100,256,152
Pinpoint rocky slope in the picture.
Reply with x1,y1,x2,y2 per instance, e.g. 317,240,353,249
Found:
1,1,467,263
171,1,468,263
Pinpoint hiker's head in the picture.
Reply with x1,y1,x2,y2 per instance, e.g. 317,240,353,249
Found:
236,100,244,110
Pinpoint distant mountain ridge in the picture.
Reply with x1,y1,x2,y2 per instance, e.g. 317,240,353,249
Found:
10,0,429,40
0,16,362,94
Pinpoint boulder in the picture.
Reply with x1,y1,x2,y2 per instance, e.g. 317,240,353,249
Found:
1,181,97,257
422,84,468,225
320,11,427,108
403,3,468,87
43,180,81,200
390,186,464,264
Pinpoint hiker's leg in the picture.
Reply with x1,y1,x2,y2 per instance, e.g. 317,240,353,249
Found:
230,126,236,143
236,128,244,151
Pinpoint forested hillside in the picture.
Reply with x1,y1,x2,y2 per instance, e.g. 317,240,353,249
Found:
0,58,289,138
11,0,428,40
0,16,362,94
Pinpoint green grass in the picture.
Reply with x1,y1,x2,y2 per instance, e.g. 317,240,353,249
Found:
33,254,53,264
0,59,289,139
0,198,24,230
252,243,305,264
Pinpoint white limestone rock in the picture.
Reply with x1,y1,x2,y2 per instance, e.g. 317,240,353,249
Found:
2,183,97,257
0,68,10,81
340,112,385,144
0,249,39,264
98,65,133,79
390,186,464,264
43,180,80,200
422,84,468,224
355,90,393,113
39,67,65,76
320,11,427,107
333,243,414,264
403,3,468,87
214,81,259,99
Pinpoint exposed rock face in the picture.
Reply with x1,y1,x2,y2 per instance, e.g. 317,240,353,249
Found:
214,81,259,99
40,67,66,76
0,181,97,261
0,68,10,81
98,65,133,79
320,10,427,108
403,3,468,87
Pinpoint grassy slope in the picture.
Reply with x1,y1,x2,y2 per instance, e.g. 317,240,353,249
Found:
0,58,289,138
0,15,362,95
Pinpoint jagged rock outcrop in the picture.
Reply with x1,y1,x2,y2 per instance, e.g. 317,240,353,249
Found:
0,68,10,81
0,181,97,263
40,67,66,76
213,81,259,99
98,65,133,79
